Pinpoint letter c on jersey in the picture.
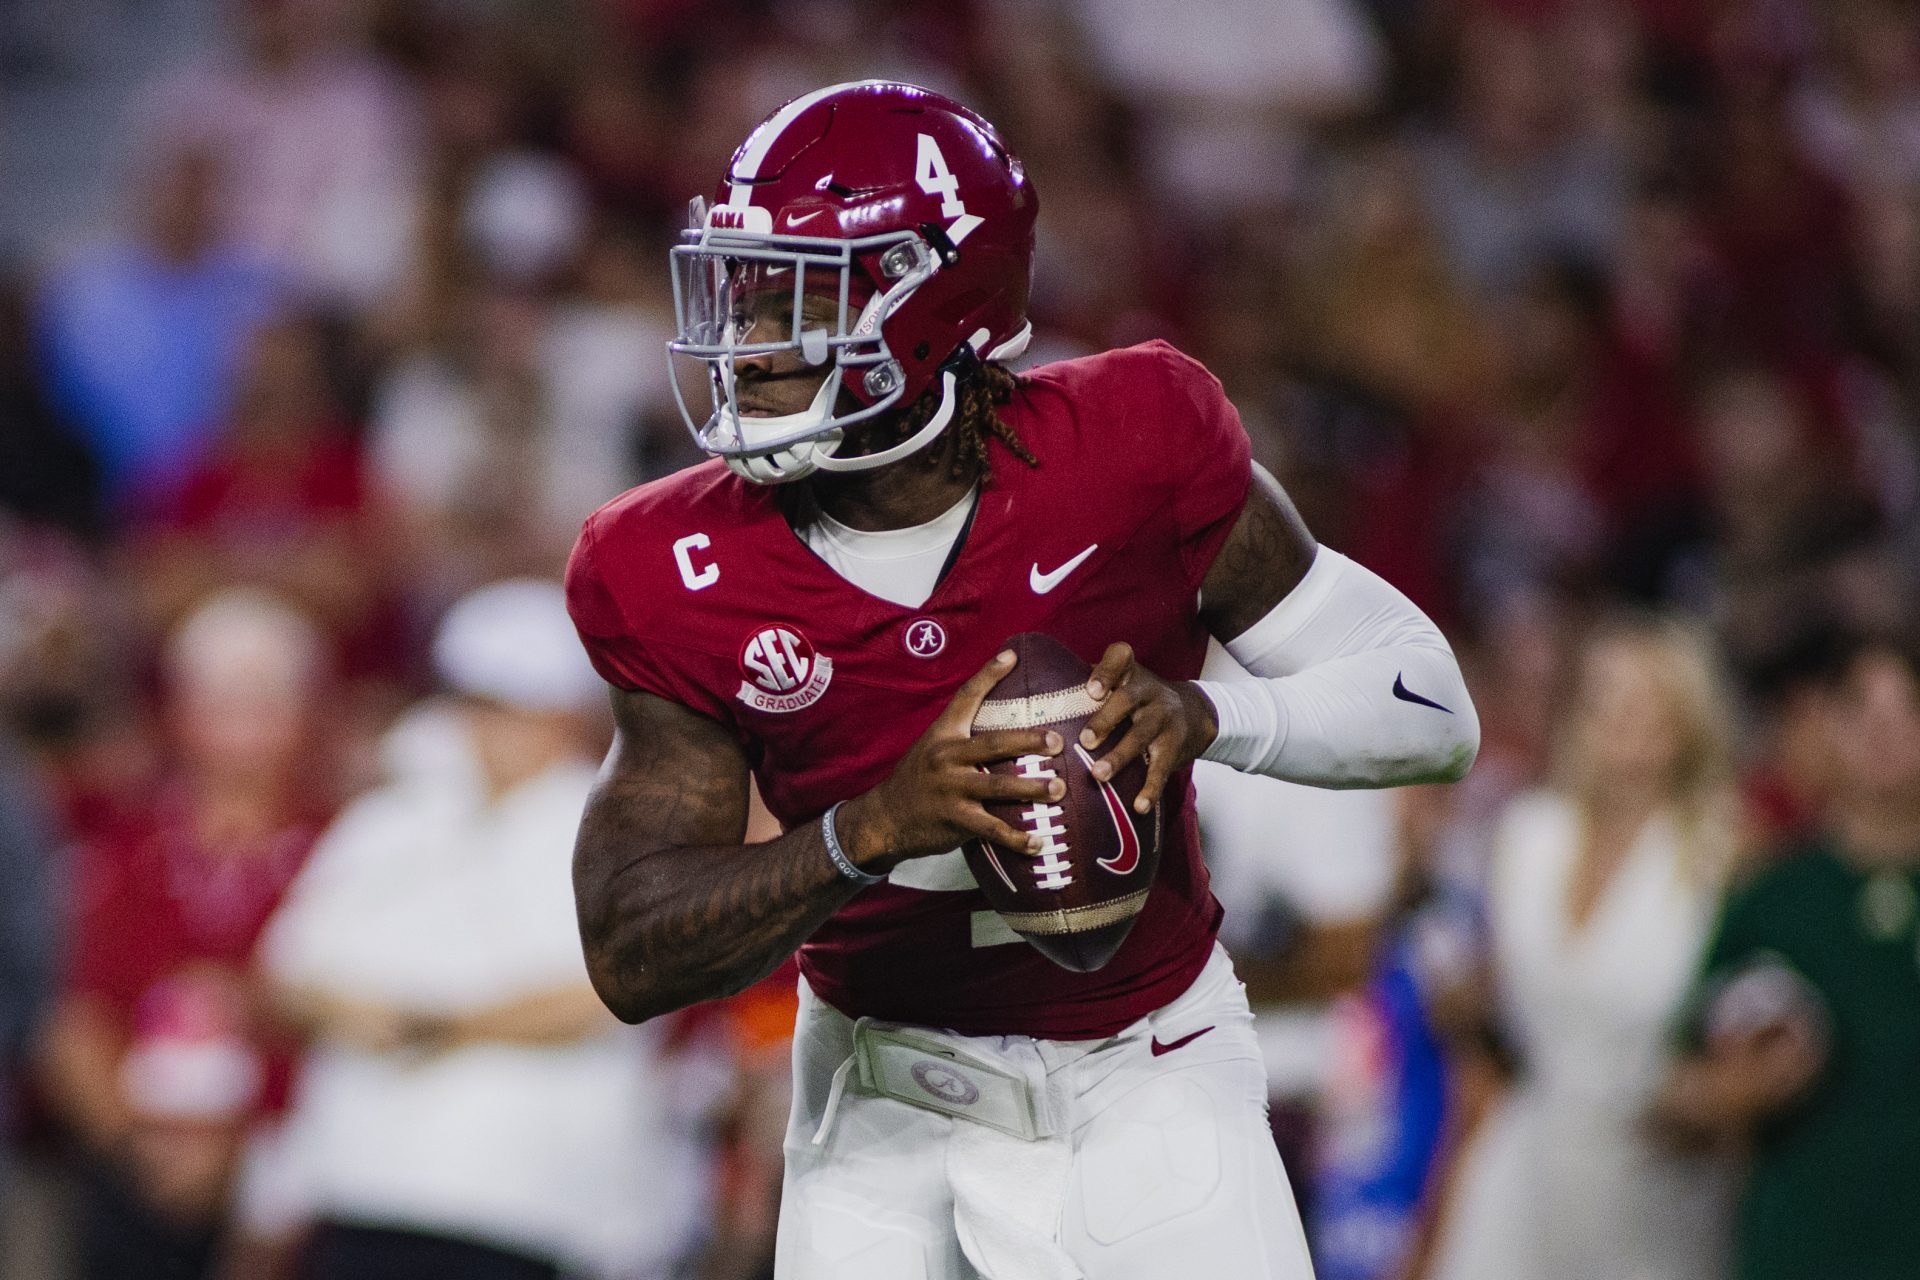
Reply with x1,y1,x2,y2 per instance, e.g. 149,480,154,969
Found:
673,533,718,591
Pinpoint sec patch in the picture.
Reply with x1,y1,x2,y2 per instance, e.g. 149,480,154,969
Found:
736,624,833,713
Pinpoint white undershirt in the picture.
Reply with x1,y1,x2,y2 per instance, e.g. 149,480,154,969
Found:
801,487,977,608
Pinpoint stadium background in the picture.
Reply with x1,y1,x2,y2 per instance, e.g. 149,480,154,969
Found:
0,0,1916,1277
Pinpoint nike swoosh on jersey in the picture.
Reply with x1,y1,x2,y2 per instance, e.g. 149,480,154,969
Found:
1030,544,1098,594
1392,673,1454,714
1149,1026,1215,1057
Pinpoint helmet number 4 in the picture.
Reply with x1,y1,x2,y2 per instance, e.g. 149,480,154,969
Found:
916,134,967,219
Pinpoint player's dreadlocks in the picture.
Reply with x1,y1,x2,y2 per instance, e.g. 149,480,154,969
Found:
778,358,1037,528
900,358,1039,484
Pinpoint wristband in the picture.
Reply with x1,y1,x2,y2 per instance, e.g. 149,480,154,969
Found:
823,801,885,886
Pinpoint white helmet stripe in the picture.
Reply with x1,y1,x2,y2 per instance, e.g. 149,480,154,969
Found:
725,79,892,208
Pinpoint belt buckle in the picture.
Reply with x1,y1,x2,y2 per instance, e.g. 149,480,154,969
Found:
852,1021,1050,1141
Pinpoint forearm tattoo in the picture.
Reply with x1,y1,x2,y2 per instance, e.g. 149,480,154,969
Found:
573,695,860,1022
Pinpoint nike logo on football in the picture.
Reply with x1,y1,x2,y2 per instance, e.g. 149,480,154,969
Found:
1392,673,1453,714
1150,1026,1214,1057
1030,544,1098,594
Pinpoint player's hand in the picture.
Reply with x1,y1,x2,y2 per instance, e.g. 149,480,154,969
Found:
1082,642,1218,814
838,649,1065,870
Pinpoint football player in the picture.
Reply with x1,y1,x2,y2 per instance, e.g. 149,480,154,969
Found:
565,82,1480,1280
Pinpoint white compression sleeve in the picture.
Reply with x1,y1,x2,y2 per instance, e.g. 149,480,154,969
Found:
1192,547,1480,788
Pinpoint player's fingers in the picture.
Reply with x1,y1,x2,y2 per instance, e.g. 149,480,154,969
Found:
1134,728,1181,813
952,728,1062,765
1086,642,1134,701
1092,712,1159,786
1080,679,1141,749
941,649,1018,733
961,769,1065,804
954,807,1042,855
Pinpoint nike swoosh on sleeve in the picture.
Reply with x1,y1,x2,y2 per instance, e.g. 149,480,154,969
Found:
1392,673,1453,714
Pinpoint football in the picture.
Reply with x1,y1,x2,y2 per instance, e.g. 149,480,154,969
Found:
964,632,1162,972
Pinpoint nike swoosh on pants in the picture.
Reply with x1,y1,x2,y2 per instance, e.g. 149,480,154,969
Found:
1149,1026,1215,1057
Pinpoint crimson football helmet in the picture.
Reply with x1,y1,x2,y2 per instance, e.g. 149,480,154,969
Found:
668,80,1038,484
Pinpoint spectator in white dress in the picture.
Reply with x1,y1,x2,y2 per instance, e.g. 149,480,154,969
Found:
261,579,708,1280
1426,615,1743,1280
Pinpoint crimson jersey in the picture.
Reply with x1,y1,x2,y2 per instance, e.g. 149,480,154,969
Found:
566,341,1251,1038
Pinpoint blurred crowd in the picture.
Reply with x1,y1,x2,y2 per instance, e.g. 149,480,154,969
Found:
2,0,1919,1277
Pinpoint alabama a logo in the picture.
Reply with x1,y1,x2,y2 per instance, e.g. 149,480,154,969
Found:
736,624,833,713
910,1058,981,1106
903,617,946,658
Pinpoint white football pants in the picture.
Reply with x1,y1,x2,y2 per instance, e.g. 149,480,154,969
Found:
774,944,1316,1280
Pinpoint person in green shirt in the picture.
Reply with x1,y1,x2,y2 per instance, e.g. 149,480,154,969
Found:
1655,634,1920,1280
